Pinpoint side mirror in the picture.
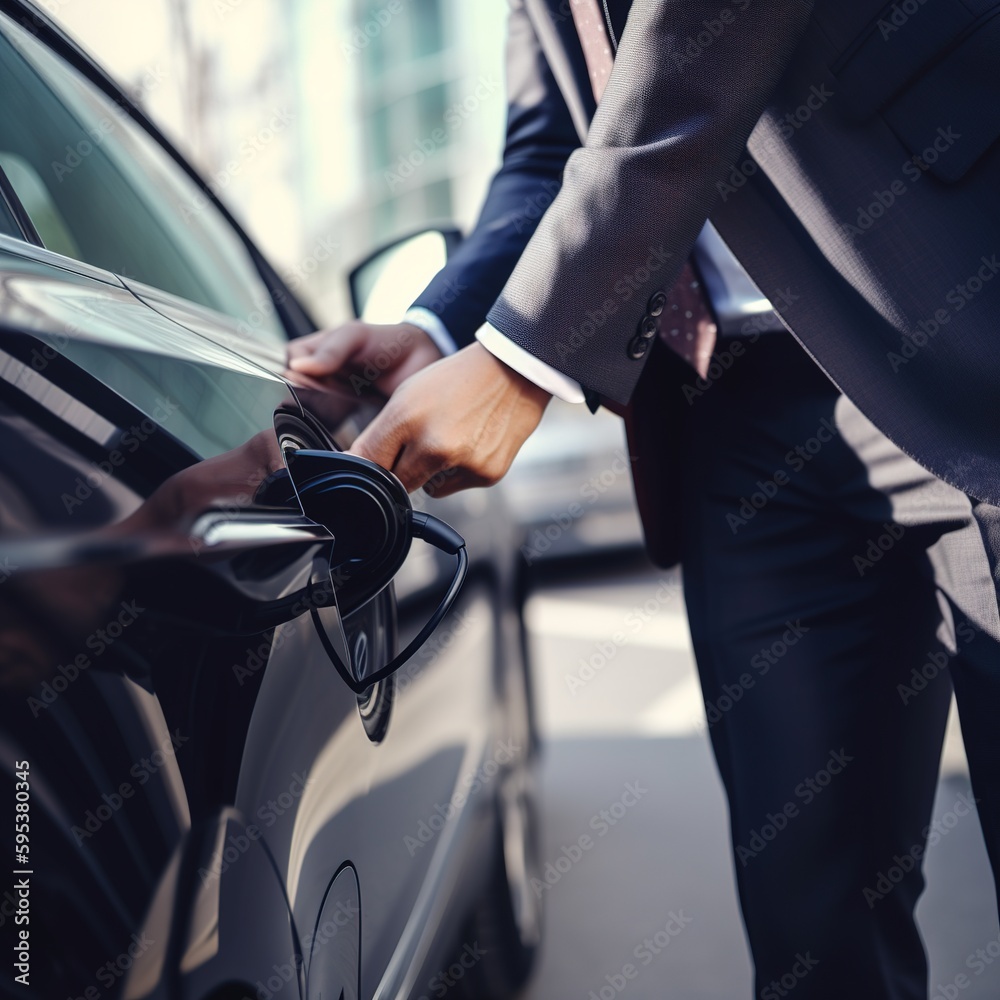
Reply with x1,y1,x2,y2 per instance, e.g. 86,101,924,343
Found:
348,226,463,320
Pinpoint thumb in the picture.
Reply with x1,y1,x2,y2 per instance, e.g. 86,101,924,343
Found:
349,398,448,494
287,325,366,376
347,408,406,478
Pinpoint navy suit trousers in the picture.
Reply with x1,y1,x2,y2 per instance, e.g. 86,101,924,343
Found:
677,333,1000,998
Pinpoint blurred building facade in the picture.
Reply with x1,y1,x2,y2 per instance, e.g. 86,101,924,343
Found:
288,0,507,321
49,0,507,326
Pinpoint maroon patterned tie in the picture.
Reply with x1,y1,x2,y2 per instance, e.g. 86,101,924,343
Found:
568,0,717,378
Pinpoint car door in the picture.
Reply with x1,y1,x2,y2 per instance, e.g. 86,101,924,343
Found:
0,6,515,997
0,236,332,997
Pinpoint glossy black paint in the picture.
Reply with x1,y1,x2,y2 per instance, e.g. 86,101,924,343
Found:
0,4,537,997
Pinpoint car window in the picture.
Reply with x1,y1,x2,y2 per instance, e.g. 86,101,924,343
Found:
0,170,25,240
0,11,287,347
0,153,79,256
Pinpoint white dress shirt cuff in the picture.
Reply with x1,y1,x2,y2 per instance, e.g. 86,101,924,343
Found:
403,307,458,357
476,323,586,403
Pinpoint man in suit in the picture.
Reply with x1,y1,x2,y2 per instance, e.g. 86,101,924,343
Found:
289,0,1000,994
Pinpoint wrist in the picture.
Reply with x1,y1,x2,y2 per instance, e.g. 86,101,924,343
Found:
398,322,444,360
402,307,457,357
471,342,552,405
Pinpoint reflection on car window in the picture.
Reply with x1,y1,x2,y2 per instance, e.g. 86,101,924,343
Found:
0,153,80,257
0,167,25,240
0,12,286,346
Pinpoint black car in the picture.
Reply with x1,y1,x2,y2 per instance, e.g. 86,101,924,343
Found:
0,3,541,997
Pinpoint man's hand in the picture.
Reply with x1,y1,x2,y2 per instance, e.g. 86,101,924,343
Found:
287,321,443,396
348,343,551,496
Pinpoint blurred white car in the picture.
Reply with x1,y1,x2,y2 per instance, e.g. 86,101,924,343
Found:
505,399,644,564
350,227,644,566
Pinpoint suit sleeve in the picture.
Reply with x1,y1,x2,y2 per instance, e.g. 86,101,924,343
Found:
410,0,583,349
485,0,815,405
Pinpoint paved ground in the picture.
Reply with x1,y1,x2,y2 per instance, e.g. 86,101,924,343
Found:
521,555,1000,999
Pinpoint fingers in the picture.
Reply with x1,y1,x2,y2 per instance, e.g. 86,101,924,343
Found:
377,334,444,395
349,399,451,494
348,405,405,474
422,467,489,498
347,344,550,496
286,323,444,398
392,441,455,495
287,323,367,378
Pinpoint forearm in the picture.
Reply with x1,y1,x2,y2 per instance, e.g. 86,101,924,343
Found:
487,0,815,405
411,0,581,347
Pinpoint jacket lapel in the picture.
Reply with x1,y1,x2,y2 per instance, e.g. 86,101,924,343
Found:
521,0,597,142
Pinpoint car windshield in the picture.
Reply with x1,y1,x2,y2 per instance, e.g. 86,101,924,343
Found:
0,9,287,346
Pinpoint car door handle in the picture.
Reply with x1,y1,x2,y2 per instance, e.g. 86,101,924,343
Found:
0,511,330,574
190,511,333,552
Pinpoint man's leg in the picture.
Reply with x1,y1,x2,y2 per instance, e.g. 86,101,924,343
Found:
954,501,1000,895
677,334,967,998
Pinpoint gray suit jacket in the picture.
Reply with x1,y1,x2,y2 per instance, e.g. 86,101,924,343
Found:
484,0,1000,505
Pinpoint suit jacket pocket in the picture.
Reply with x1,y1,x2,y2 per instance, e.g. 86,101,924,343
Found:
833,0,1000,181
882,12,1000,181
